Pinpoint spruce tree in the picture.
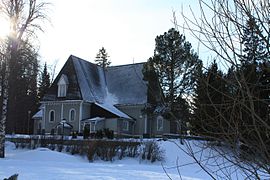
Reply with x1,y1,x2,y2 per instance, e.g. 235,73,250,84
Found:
7,40,39,134
192,61,228,137
95,47,111,69
239,17,270,145
241,17,267,65
38,63,51,100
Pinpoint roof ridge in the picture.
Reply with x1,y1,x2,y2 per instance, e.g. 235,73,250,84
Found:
108,62,145,69
69,54,97,66
69,54,145,68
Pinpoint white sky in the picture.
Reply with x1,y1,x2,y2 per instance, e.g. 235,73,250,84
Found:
38,0,204,71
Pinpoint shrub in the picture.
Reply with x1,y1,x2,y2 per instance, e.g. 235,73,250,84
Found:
141,140,165,163
86,140,140,162
65,145,71,152
3,173,18,180
90,133,96,139
7,136,141,162
96,130,103,139
83,127,90,139
50,129,55,136
71,145,80,155
48,144,55,151
57,144,63,152
88,141,97,162
104,128,114,139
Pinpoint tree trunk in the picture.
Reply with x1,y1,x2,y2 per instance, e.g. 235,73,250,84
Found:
0,64,8,158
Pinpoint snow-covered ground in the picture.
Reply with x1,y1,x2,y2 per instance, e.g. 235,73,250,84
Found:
0,139,240,180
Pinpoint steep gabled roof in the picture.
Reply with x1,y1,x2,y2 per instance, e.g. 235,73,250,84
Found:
43,57,82,101
70,55,147,105
71,55,107,103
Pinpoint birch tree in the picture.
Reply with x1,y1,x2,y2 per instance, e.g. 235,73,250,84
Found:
0,0,49,158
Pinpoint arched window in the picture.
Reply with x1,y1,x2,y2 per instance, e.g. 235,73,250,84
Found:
69,109,76,122
157,116,163,131
57,74,69,97
49,110,55,122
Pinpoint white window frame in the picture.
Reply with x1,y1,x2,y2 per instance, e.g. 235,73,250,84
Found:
58,84,67,97
49,110,55,123
69,109,76,122
157,116,163,131
57,74,69,97
123,120,129,131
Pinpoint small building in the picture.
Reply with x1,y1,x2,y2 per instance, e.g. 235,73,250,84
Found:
33,55,170,136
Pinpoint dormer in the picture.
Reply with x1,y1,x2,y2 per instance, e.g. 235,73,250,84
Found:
57,74,69,97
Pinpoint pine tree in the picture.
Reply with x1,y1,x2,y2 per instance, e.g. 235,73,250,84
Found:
145,28,201,133
38,63,51,100
152,28,200,104
95,47,111,69
142,58,163,106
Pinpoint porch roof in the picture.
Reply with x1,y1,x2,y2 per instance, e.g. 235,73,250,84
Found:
56,121,73,129
81,117,105,123
33,110,42,119
94,103,131,119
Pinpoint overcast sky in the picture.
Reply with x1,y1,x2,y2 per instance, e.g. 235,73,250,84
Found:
39,0,204,71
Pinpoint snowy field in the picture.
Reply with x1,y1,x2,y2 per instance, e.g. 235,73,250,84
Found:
0,139,239,180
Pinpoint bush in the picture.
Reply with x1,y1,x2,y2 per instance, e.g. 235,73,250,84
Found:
48,144,55,151
104,128,114,139
141,140,165,163
90,133,96,139
7,136,141,162
57,144,63,152
50,129,55,136
88,141,98,162
87,140,140,162
83,127,90,139
71,145,79,155
96,130,103,139
3,174,18,180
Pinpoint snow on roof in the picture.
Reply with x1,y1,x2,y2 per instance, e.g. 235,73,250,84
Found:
95,103,131,119
72,56,107,103
33,110,42,119
56,121,73,128
81,117,105,123
84,117,105,121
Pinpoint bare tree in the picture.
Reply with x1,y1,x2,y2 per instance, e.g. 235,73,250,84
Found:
169,0,270,179
0,0,49,158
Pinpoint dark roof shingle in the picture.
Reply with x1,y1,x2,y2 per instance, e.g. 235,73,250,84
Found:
71,55,147,105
